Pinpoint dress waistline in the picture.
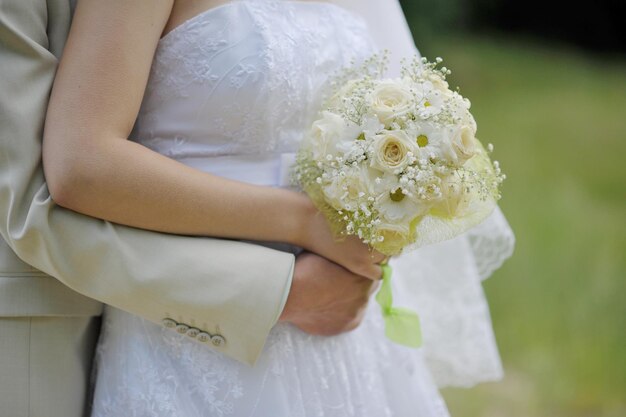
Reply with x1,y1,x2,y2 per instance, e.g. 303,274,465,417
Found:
174,152,297,188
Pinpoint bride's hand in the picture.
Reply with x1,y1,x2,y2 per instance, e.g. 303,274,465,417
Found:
294,199,388,281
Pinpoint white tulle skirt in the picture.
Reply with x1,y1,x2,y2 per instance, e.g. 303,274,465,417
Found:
92,300,451,417
90,208,514,417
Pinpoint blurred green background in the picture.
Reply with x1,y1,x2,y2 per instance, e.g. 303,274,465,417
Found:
398,0,626,416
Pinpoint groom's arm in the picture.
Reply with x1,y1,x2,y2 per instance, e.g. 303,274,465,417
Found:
0,0,293,366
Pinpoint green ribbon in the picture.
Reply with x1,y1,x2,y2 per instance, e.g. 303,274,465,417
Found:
375,264,422,348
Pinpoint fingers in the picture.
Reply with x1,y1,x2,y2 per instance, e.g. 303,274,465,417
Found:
360,262,384,281
369,249,389,265
302,245,384,281
367,279,381,296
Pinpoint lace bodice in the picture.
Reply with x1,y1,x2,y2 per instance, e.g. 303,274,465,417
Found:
131,0,377,163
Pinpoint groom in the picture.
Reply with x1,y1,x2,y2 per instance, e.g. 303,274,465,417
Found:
0,1,383,416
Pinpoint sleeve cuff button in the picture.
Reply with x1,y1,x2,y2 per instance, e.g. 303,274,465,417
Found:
197,332,211,343
162,318,177,328
175,324,190,334
211,334,226,347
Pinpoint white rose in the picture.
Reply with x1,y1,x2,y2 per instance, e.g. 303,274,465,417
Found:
367,80,414,124
450,125,477,164
430,174,471,217
321,177,346,211
374,221,413,255
426,72,451,95
369,130,416,174
307,111,352,160
326,79,362,110
322,166,375,211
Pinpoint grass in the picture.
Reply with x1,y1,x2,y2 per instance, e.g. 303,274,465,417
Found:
414,34,626,416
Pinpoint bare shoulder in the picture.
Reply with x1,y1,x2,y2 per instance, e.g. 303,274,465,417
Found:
47,0,175,132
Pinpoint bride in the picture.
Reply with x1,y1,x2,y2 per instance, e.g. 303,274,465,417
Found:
43,0,514,415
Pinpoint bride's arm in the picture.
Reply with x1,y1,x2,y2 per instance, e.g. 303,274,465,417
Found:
44,0,305,243
43,0,383,279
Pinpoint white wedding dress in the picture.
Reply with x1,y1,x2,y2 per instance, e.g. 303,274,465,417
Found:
90,1,515,416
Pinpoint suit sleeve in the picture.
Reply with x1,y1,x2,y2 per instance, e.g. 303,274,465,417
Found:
0,0,293,366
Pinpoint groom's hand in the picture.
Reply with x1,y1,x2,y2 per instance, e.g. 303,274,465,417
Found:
277,251,381,335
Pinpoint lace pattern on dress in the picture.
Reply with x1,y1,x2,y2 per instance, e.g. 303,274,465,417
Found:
467,206,516,281
391,206,514,388
93,301,450,417
132,0,376,159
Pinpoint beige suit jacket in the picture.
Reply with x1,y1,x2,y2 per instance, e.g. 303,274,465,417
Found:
0,0,294,366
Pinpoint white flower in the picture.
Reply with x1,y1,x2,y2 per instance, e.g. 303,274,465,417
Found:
430,174,471,217
426,72,451,95
411,122,475,166
413,80,446,118
372,173,427,223
446,91,474,125
371,172,400,196
327,79,362,110
374,221,413,255
369,130,417,174
359,114,385,139
334,115,383,159
376,192,426,224
322,165,375,211
306,111,359,160
407,121,452,162
450,124,477,164
366,80,414,124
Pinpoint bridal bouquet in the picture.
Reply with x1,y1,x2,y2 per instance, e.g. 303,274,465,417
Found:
292,53,505,347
